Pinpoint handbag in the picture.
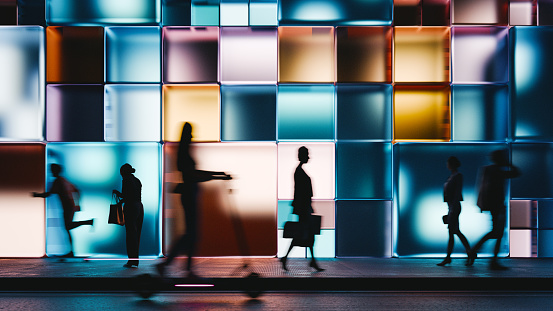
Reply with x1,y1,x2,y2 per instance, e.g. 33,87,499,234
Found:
108,194,125,226
442,214,448,225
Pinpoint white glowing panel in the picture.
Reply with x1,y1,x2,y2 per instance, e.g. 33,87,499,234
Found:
278,229,306,258
277,143,335,200
220,27,278,84
510,230,533,257
220,0,249,26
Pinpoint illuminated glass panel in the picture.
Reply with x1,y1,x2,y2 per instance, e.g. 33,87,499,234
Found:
220,0,248,26
394,0,421,26
105,27,161,83
277,143,335,200
277,85,335,141
104,85,161,142
191,0,219,26
162,84,220,142
336,84,392,141
220,85,276,141
46,0,160,25
278,229,306,257
278,0,393,26
512,27,553,141
451,85,508,142
510,200,535,229
45,142,161,257
511,143,553,199
250,0,277,26
162,27,218,83
393,27,450,83
278,27,334,83
451,0,508,25
452,27,508,84
421,0,450,26
278,200,335,229
336,200,392,257
220,27,278,84
538,200,553,229
336,27,392,83
162,0,191,26
46,85,104,142
538,0,553,25
393,85,450,142
393,142,507,257
510,229,534,257
538,230,553,257
510,0,537,25
46,26,104,84
0,144,45,257
336,142,392,200
163,142,277,256
0,26,44,141
17,0,46,26
309,229,335,258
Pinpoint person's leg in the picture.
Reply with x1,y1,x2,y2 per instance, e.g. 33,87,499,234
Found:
437,231,454,266
124,206,139,267
490,212,507,270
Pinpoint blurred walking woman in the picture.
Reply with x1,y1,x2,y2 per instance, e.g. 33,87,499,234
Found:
438,156,471,266
113,163,144,268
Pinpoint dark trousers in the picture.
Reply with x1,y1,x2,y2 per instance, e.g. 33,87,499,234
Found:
124,202,144,265
472,210,506,260
165,187,198,271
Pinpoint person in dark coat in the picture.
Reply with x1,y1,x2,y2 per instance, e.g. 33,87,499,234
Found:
113,163,144,268
437,156,471,266
280,146,324,272
467,149,520,270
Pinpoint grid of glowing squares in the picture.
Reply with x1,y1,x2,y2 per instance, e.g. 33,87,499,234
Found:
46,84,161,142
393,142,509,257
0,26,44,142
44,142,162,257
0,144,45,257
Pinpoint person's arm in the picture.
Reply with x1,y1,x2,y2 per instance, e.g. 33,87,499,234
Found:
503,165,521,179
186,169,232,183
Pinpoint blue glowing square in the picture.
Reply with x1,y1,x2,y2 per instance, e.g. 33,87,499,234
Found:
393,142,508,257
46,0,161,25
250,0,277,26
511,26,553,141
309,229,335,258
104,85,161,142
451,85,508,141
106,27,161,83
277,85,334,141
277,200,297,229
191,0,220,26
336,84,392,141
221,85,276,141
0,26,44,142
336,200,392,257
220,0,248,26
45,142,161,257
538,200,553,229
336,142,392,200
538,230,553,257
162,0,191,26
512,143,553,199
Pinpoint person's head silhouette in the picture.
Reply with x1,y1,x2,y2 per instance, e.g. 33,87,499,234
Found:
180,122,193,144
490,149,508,166
447,156,461,171
120,163,136,177
50,163,62,177
298,146,309,164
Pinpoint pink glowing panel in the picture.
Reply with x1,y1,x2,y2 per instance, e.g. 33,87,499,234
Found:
163,27,219,83
510,0,537,25
510,230,534,257
451,0,508,25
312,200,335,229
451,27,509,84
277,143,335,200
0,144,45,257
220,27,277,84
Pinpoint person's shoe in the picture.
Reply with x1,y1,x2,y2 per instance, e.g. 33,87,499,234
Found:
466,252,477,266
279,257,288,271
437,257,452,266
490,261,508,271
309,260,325,272
60,251,74,258
156,263,166,277
123,263,138,268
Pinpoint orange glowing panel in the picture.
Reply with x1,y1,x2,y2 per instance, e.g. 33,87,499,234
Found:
393,86,450,142
393,27,450,83
162,84,220,142
336,27,392,83
278,27,334,83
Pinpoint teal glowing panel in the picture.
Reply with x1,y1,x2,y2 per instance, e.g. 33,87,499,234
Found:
511,26,553,141
250,0,278,26
162,0,191,26
0,26,44,142
512,143,553,199
336,200,392,257
221,85,276,141
105,27,161,83
451,85,508,142
277,85,334,141
45,143,161,257
394,142,508,257
336,142,392,200
46,0,161,25
278,0,393,26
191,0,219,26
336,84,392,141
104,85,161,142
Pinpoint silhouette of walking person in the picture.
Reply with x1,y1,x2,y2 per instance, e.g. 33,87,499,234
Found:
113,163,144,268
437,156,471,266
33,163,93,258
156,122,231,278
467,149,520,270
280,146,324,272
